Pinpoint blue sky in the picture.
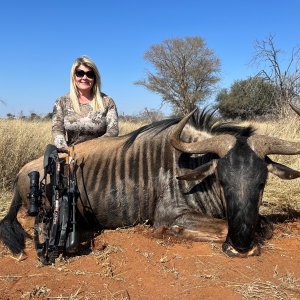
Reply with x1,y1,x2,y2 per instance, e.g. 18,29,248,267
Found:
0,0,299,117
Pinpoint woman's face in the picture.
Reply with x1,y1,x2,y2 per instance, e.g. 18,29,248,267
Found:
74,64,95,94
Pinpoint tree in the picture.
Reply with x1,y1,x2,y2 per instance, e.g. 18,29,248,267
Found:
6,113,15,119
216,77,281,120
251,35,300,112
43,112,54,120
138,107,165,122
18,111,26,120
29,112,41,120
135,37,221,115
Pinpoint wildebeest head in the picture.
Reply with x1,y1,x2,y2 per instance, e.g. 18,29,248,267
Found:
171,109,300,257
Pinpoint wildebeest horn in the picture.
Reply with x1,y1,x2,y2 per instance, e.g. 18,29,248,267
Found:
170,109,236,157
248,103,300,157
248,135,300,157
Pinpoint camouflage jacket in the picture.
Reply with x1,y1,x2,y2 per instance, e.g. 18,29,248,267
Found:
52,93,119,148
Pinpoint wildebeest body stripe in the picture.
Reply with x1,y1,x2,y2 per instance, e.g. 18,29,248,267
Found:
118,147,130,226
105,152,117,227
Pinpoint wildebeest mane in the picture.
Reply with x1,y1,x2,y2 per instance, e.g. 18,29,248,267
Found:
191,108,256,137
123,108,255,150
123,118,181,150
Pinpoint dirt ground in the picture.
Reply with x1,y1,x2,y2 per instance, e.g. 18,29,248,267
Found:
0,212,299,300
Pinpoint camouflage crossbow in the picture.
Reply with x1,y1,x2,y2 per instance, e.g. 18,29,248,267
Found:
27,144,79,264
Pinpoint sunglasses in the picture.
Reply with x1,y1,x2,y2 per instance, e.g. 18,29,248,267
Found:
75,69,95,79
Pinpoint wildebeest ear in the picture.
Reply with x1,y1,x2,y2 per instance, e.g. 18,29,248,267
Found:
177,160,218,181
266,157,300,179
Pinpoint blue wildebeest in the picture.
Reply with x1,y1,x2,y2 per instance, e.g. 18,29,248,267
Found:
1,108,300,258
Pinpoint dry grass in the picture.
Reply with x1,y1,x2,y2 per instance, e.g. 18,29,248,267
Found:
19,285,86,299
20,285,51,299
119,119,147,135
230,272,300,300
93,243,124,279
251,113,300,213
0,190,12,219
0,119,52,189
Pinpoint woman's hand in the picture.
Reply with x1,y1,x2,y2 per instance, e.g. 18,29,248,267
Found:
57,147,69,154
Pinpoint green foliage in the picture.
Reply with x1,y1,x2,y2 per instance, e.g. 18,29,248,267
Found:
135,36,221,116
6,113,15,119
43,112,54,120
3,112,53,120
29,112,41,120
216,77,281,119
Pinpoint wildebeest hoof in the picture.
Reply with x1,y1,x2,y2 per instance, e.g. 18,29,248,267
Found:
152,225,168,238
170,225,184,234
222,242,261,258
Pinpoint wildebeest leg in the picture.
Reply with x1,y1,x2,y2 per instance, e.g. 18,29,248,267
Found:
165,213,228,242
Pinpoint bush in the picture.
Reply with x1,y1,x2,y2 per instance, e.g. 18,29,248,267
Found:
217,77,281,120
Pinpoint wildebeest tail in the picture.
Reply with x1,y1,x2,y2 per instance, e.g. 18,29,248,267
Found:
0,184,27,254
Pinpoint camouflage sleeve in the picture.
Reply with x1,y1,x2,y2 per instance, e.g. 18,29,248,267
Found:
52,96,68,148
102,96,119,137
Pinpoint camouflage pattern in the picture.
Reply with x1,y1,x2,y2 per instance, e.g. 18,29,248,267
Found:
52,93,119,147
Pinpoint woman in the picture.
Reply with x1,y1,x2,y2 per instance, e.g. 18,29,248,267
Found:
52,56,119,149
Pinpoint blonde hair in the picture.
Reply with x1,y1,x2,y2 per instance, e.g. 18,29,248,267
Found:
70,55,104,113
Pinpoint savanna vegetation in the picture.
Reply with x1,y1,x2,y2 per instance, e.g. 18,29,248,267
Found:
216,77,282,120
134,35,300,119
135,36,221,116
